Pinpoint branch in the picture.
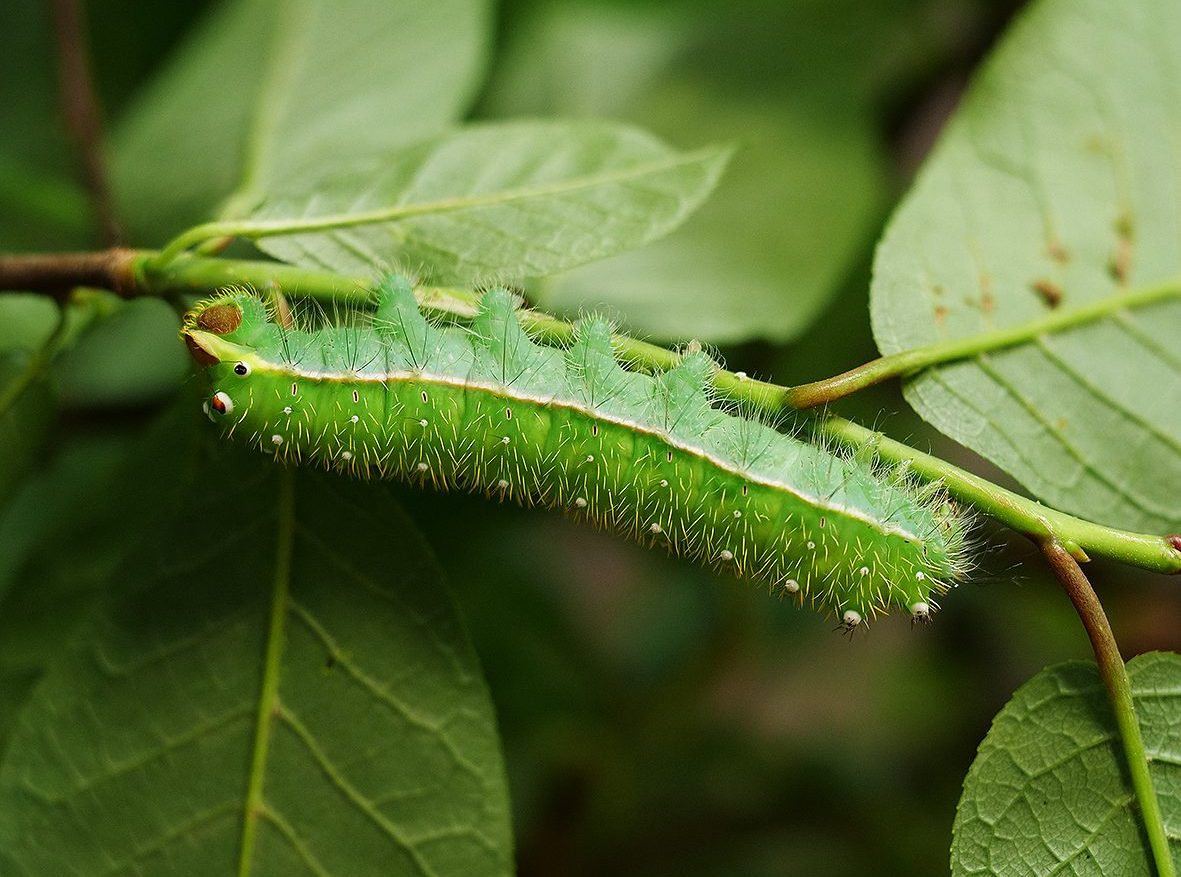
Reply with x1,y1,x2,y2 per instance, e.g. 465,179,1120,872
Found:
1,248,1180,576
786,277,1181,407
1040,540,1176,877
0,249,137,298
50,0,120,245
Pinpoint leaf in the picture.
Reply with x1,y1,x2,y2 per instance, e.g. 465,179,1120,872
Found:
51,298,190,408
0,454,512,875
952,653,1181,875
0,435,133,753
0,297,60,507
250,119,732,284
0,353,55,513
871,0,1181,533
110,0,491,244
478,0,938,342
534,92,884,343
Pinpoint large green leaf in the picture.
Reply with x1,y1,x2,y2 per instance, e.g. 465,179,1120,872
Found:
0,435,135,753
0,456,512,875
110,0,491,243
871,0,1181,533
953,653,1181,875
251,119,731,284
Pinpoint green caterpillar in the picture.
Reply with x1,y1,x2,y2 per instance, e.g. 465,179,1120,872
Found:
182,277,970,627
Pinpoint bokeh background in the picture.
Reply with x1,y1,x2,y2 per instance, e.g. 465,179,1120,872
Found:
3,1,1180,874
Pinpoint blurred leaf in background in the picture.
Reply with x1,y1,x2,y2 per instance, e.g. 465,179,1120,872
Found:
481,0,993,343
4,1,1179,876
110,0,492,242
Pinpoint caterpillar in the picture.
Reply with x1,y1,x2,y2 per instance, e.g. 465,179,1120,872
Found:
182,276,970,627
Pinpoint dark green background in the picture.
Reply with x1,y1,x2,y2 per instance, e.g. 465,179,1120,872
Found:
3,1,1178,874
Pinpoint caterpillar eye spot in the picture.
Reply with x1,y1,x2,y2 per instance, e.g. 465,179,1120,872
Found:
208,391,233,417
233,362,251,376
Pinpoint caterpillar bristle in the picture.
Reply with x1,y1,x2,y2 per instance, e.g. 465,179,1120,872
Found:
184,275,974,629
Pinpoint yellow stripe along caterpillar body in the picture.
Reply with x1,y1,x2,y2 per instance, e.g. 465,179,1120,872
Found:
182,276,970,626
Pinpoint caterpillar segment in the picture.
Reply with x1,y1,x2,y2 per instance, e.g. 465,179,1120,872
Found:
183,276,971,626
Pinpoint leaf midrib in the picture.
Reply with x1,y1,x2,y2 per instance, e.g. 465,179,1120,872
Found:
236,470,296,877
242,144,728,238
225,0,315,216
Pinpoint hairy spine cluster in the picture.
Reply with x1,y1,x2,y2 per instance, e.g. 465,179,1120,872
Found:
183,277,970,626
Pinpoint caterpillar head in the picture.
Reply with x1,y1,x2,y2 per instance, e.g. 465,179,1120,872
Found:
182,294,268,424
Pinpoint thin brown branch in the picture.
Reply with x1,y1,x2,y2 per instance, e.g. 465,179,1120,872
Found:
0,249,137,299
50,0,120,246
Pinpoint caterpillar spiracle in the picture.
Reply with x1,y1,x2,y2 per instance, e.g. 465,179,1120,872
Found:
182,276,970,627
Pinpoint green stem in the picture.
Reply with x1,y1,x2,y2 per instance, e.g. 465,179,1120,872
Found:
786,278,1181,407
1040,540,1176,877
818,416,1181,575
2,248,1180,575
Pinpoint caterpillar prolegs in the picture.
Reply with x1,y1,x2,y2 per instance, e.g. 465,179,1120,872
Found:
182,277,970,626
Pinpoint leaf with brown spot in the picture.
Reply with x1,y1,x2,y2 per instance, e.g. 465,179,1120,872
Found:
872,0,1181,533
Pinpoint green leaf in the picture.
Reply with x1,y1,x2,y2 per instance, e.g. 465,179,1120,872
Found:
0,435,133,753
953,653,1181,876
249,119,732,284
0,457,512,875
535,92,883,343
0,296,60,507
51,298,190,409
0,352,55,511
871,0,1181,533
110,0,491,244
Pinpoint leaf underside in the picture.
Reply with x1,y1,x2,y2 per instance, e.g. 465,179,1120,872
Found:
0,452,512,876
110,0,490,244
872,0,1181,533
250,120,732,286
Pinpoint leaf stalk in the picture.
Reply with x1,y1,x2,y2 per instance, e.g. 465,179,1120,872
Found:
1040,540,1177,877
